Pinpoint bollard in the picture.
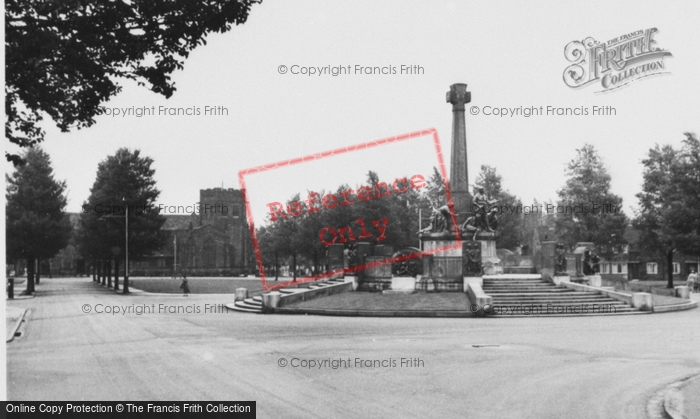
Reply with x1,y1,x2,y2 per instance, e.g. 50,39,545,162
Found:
587,275,602,287
7,277,14,299
235,287,248,302
262,291,282,312
674,286,690,299
631,292,653,311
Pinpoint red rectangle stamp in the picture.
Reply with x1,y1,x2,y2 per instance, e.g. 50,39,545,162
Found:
238,128,461,291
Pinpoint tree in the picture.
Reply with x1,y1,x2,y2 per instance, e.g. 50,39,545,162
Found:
424,167,446,208
519,198,545,254
257,225,282,280
554,144,628,253
256,193,305,280
256,172,427,281
77,148,166,292
349,171,416,248
5,0,260,164
6,147,72,293
474,165,522,249
634,133,700,288
292,190,334,276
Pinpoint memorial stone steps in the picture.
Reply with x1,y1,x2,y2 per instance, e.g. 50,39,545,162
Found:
482,274,644,316
229,279,346,313
486,289,578,294
492,296,624,304
234,298,263,311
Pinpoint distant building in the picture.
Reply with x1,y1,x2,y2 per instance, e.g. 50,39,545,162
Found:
511,222,699,283
598,225,699,281
47,188,253,277
46,213,85,276
130,188,253,276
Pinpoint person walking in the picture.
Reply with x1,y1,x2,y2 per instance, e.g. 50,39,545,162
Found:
180,272,190,297
687,267,699,293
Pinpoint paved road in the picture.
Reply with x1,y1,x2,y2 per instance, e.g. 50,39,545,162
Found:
6,277,700,418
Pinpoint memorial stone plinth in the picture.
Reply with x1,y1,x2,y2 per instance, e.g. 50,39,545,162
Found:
539,241,557,281
419,231,501,288
479,236,501,275
462,240,483,277
327,243,345,279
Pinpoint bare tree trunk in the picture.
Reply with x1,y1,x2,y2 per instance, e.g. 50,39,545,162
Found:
35,258,41,284
667,249,674,289
101,260,106,285
107,259,112,288
92,260,97,282
26,257,36,294
275,253,279,281
114,257,120,291
293,254,297,282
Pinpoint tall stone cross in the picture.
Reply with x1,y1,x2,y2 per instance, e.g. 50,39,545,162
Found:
446,83,471,217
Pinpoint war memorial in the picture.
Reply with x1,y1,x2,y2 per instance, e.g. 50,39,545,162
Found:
231,84,698,318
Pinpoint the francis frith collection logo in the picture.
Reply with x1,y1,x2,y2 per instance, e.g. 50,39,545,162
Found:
563,28,672,93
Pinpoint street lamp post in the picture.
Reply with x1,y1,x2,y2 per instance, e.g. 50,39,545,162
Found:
418,208,422,250
124,200,130,294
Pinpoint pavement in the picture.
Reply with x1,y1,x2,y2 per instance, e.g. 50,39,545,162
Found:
652,294,693,306
6,277,700,419
680,375,700,419
6,307,27,342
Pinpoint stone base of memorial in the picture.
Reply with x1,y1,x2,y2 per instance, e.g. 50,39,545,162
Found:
480,236,502,275
418,231,500,292
382,277,417,294
356,256,392,291
327,243,345,280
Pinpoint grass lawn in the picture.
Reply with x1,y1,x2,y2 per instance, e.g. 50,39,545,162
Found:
651,294,692,306
129,277,265,295
630,280,675,288
603,280,692,306
287,292,471,311
628,280,687,296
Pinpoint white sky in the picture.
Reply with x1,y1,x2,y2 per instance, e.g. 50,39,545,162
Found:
5,0,700,228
